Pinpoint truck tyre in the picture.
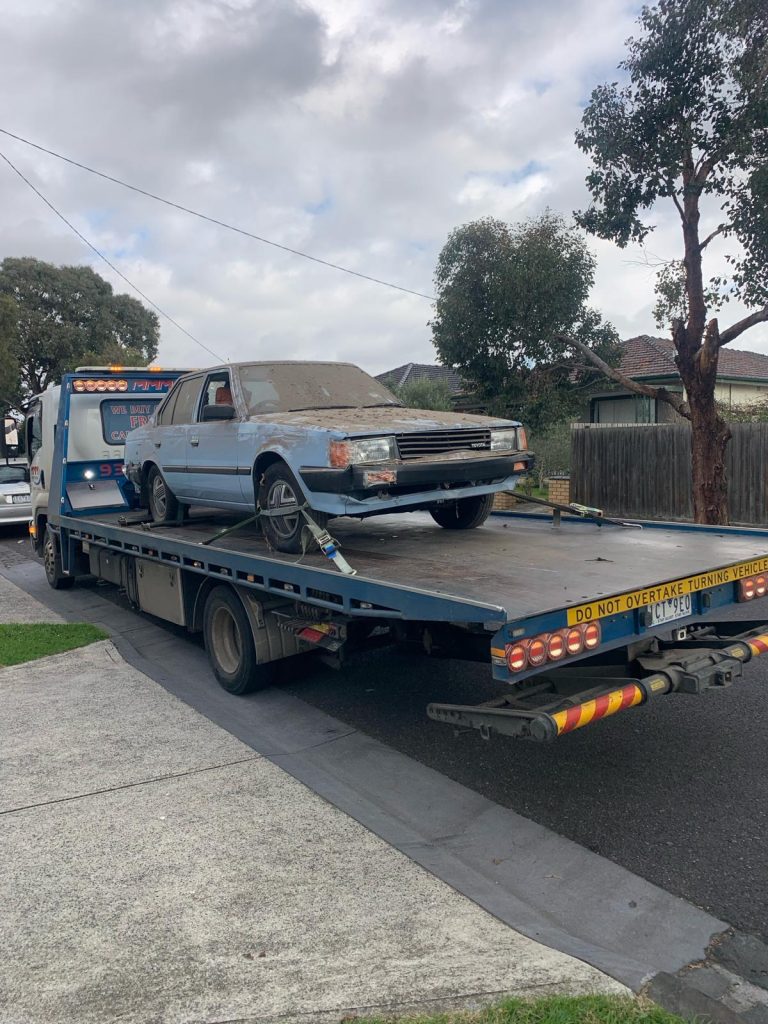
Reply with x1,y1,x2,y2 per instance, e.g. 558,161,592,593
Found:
202,585,274,695
44,529,74,590
147,465,179,525
258,462,328,554
430,493,494,531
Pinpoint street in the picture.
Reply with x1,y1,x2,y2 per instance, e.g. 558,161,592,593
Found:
2,521,766,944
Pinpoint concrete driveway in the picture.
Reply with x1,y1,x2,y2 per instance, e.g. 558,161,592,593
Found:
1,606,623,1024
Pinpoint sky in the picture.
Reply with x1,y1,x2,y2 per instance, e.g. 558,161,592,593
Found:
0,0,765,375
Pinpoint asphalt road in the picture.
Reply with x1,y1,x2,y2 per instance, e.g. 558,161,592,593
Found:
2,521,767,943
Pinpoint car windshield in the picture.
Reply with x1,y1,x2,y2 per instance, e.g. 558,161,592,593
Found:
237,363,401,415
0,466,28,484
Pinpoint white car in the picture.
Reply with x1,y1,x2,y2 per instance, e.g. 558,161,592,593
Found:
0,464,31,526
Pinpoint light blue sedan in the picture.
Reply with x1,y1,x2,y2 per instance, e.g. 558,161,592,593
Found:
124,362,532,552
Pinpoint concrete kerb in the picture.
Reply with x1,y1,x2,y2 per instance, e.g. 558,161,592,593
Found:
1,623,626,1024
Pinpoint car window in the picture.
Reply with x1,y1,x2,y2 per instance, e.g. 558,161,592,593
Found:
155,385,180,426
0,466,28,484
199,372,233,415
169,377,203,424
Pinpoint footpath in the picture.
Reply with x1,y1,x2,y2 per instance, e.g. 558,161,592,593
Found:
0,574,625,1024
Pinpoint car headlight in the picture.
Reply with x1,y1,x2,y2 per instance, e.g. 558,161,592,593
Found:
490,428,522,451
329,436,396,467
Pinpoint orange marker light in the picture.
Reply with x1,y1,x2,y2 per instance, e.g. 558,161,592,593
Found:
757,576,767,597
547,631,566,660
527,637,547,666
506,643,528,672
583,622,601,649
741,577,756,600
566,627,584,655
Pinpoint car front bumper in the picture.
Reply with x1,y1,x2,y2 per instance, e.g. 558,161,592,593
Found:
0,500,32,524
300,451,533,496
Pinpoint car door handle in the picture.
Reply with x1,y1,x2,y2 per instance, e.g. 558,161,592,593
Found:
153,441,161,448
190,436,199,447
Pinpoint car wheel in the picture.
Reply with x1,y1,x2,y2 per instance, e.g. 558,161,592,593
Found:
146,465,179,525
44,528,74,590
258,462,328,554
203,585,274,695
430,493,495,530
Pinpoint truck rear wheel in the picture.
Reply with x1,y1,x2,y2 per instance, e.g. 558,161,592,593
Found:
44,529,74,590
430,493,494,530
202,585,274,695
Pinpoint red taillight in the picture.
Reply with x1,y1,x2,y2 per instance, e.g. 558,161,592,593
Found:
566,627,584,654
506,643,528,672
547,631,566,660
757,576,767,597
528,637,547,666
740,577,757,600
504,622,601,674
583,622,601,649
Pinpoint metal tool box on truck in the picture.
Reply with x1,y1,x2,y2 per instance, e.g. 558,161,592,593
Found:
31,368,768,743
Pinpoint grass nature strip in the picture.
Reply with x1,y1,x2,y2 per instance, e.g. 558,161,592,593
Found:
0,623,109,666
350,996,688,1024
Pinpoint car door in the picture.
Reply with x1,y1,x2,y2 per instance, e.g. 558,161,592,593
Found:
157,375,204,499
184,370,245,506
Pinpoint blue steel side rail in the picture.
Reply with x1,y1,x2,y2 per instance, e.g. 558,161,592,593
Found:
55,513,508,625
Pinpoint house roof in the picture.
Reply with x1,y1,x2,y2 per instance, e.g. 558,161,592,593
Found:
376,362,466,395
622,335,768,383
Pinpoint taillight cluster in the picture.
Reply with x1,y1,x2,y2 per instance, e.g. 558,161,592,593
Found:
739,576,767,601
505,622,602,674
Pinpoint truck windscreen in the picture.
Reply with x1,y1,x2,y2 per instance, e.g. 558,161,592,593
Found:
100,398,161,445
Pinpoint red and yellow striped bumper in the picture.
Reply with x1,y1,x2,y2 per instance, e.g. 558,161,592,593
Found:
548,678,669,737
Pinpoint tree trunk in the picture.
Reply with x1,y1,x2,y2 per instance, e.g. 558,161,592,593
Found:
676,323,731,524
688,394,730,524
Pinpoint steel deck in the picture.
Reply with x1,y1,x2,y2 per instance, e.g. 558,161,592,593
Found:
71,508,768,625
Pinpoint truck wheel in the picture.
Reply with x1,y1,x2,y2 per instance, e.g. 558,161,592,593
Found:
258,462,328,554
202,585,274,695
430,493,494,530
44,529,74,590
147,465,179,525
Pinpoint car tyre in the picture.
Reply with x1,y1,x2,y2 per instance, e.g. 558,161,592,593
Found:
44,528,74,590
258,462,328,554
146,465,179,525
203,585,274,695
430,493,494,530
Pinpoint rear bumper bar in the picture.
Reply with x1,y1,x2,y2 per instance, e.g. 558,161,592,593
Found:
428,625,768,742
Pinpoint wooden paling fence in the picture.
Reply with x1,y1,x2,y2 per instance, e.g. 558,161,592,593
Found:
571,423,768,525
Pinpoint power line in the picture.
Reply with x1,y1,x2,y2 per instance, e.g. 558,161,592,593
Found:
0,148,224,362
0,127,436,302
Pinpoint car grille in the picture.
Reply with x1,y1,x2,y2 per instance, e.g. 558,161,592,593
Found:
395,428,491,460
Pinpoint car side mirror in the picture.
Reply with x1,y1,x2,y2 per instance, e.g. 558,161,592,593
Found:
201,404,236,421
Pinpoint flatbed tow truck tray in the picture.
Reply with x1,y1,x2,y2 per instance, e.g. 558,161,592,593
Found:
79,507,768,625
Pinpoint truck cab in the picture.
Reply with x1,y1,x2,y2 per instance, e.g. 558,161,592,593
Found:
27,367,187,559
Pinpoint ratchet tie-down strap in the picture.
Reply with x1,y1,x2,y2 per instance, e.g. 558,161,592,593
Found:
199,502,357,575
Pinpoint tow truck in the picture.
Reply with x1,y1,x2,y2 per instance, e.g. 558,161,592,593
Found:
26,366,768,742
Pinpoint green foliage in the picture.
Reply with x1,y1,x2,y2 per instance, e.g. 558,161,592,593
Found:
0,623,109,666
576,0,768,310
531,421,572,486
430,212,620,431
0,258,160,401
393,377,454,411
352,993,686,1024
0,295,21,412
720,399,768,422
